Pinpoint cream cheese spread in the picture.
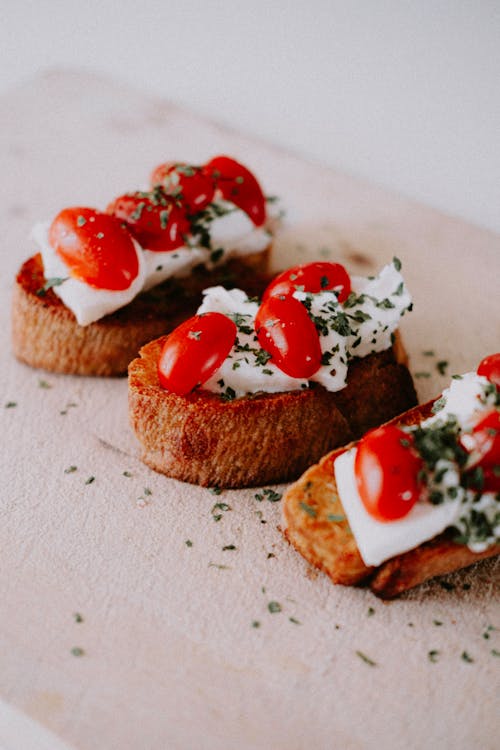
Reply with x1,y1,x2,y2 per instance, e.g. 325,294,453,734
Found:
33,200,272,325
334,372,500,566
198,259,412,399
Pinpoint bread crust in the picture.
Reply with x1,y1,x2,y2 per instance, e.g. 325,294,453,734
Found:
282,401,500,598
12,250,270,376
128,336,417,488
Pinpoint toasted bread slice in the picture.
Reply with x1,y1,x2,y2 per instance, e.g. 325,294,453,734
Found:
128,336,417,488
282,401,500,598
12,249,270,376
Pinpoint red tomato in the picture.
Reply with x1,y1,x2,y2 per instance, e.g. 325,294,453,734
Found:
49,207,139,291
477,353,500,389
480,466,500,493
150,162,215,213
204,155,266,226
262,262,351,303
461,410,500,492
107,189,190,252
355,425,423,521
158,313,237,396
255,296,321,378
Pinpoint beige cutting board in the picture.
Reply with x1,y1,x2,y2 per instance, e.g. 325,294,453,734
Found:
1,70,499,750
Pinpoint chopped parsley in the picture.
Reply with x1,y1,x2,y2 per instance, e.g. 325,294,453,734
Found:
268,601,282,614
356,650,377,666
36,276,68,296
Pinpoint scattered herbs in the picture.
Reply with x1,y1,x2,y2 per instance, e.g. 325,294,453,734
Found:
36,277,68,297
252,621,261,628
185,540,193,548
461,651,474,663
327,513,346,523
71,647,85,657
423,350,435,357
414,371,431,379
299,501,317,518
222,544,237,551
268,601,282,614
122,471,132,478
289,617,301,625
5,401,17,408
356,650,377,666
143,487,152,496
254,488,282,503
436,360,449,375
367,607,375,617
491,649,500,657
64,465,77,474
38,379,52,389
208,562,229,570
211,502,231,522
73,612,84,623
209,486,222,495
428,650,440,663
85,476,95,485
433,619,443,627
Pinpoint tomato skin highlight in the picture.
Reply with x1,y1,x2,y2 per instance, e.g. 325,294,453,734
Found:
355,425,423,521
150,162,215,212
204,155,267,227
263,262,351,303
158,313,237,396
107,189,190,252
477,353,500,389
255,296,322,379
49,207,139,291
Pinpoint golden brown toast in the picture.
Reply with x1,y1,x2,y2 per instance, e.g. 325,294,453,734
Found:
128,336,417,488
12,249,270,376
282,401,500,598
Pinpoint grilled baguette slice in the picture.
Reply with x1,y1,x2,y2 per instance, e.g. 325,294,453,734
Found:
282,401,500,598
128,334,417,489
12,249,270,376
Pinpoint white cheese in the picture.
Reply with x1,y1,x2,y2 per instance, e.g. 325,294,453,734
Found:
198,260,411,398
334,449,460,567
33,222,147,326
33,200,272,325
333,372,499,565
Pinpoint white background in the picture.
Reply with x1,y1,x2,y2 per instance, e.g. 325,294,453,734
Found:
2,0,499,234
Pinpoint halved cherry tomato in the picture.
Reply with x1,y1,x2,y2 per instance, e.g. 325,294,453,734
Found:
107,188,190,253
355,425,423,521
461,410,500,492
255,296,321,378
49,207,139,291
158,313,237,396
262,262,351,303
477,353,500,389
150,162,215,213
204,155,266,227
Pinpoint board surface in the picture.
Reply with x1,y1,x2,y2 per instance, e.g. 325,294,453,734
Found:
1,70,499,750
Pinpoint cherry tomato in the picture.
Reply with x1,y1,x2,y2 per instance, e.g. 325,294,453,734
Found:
262,262,351,303
477,353,500,389
150,162,215,213
49,207,139,291
479,466,500,493
255,296,321,378
107,188,190,253
158,313,237,396
355,425,423,521
204,155,266,226
461,410,500,492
